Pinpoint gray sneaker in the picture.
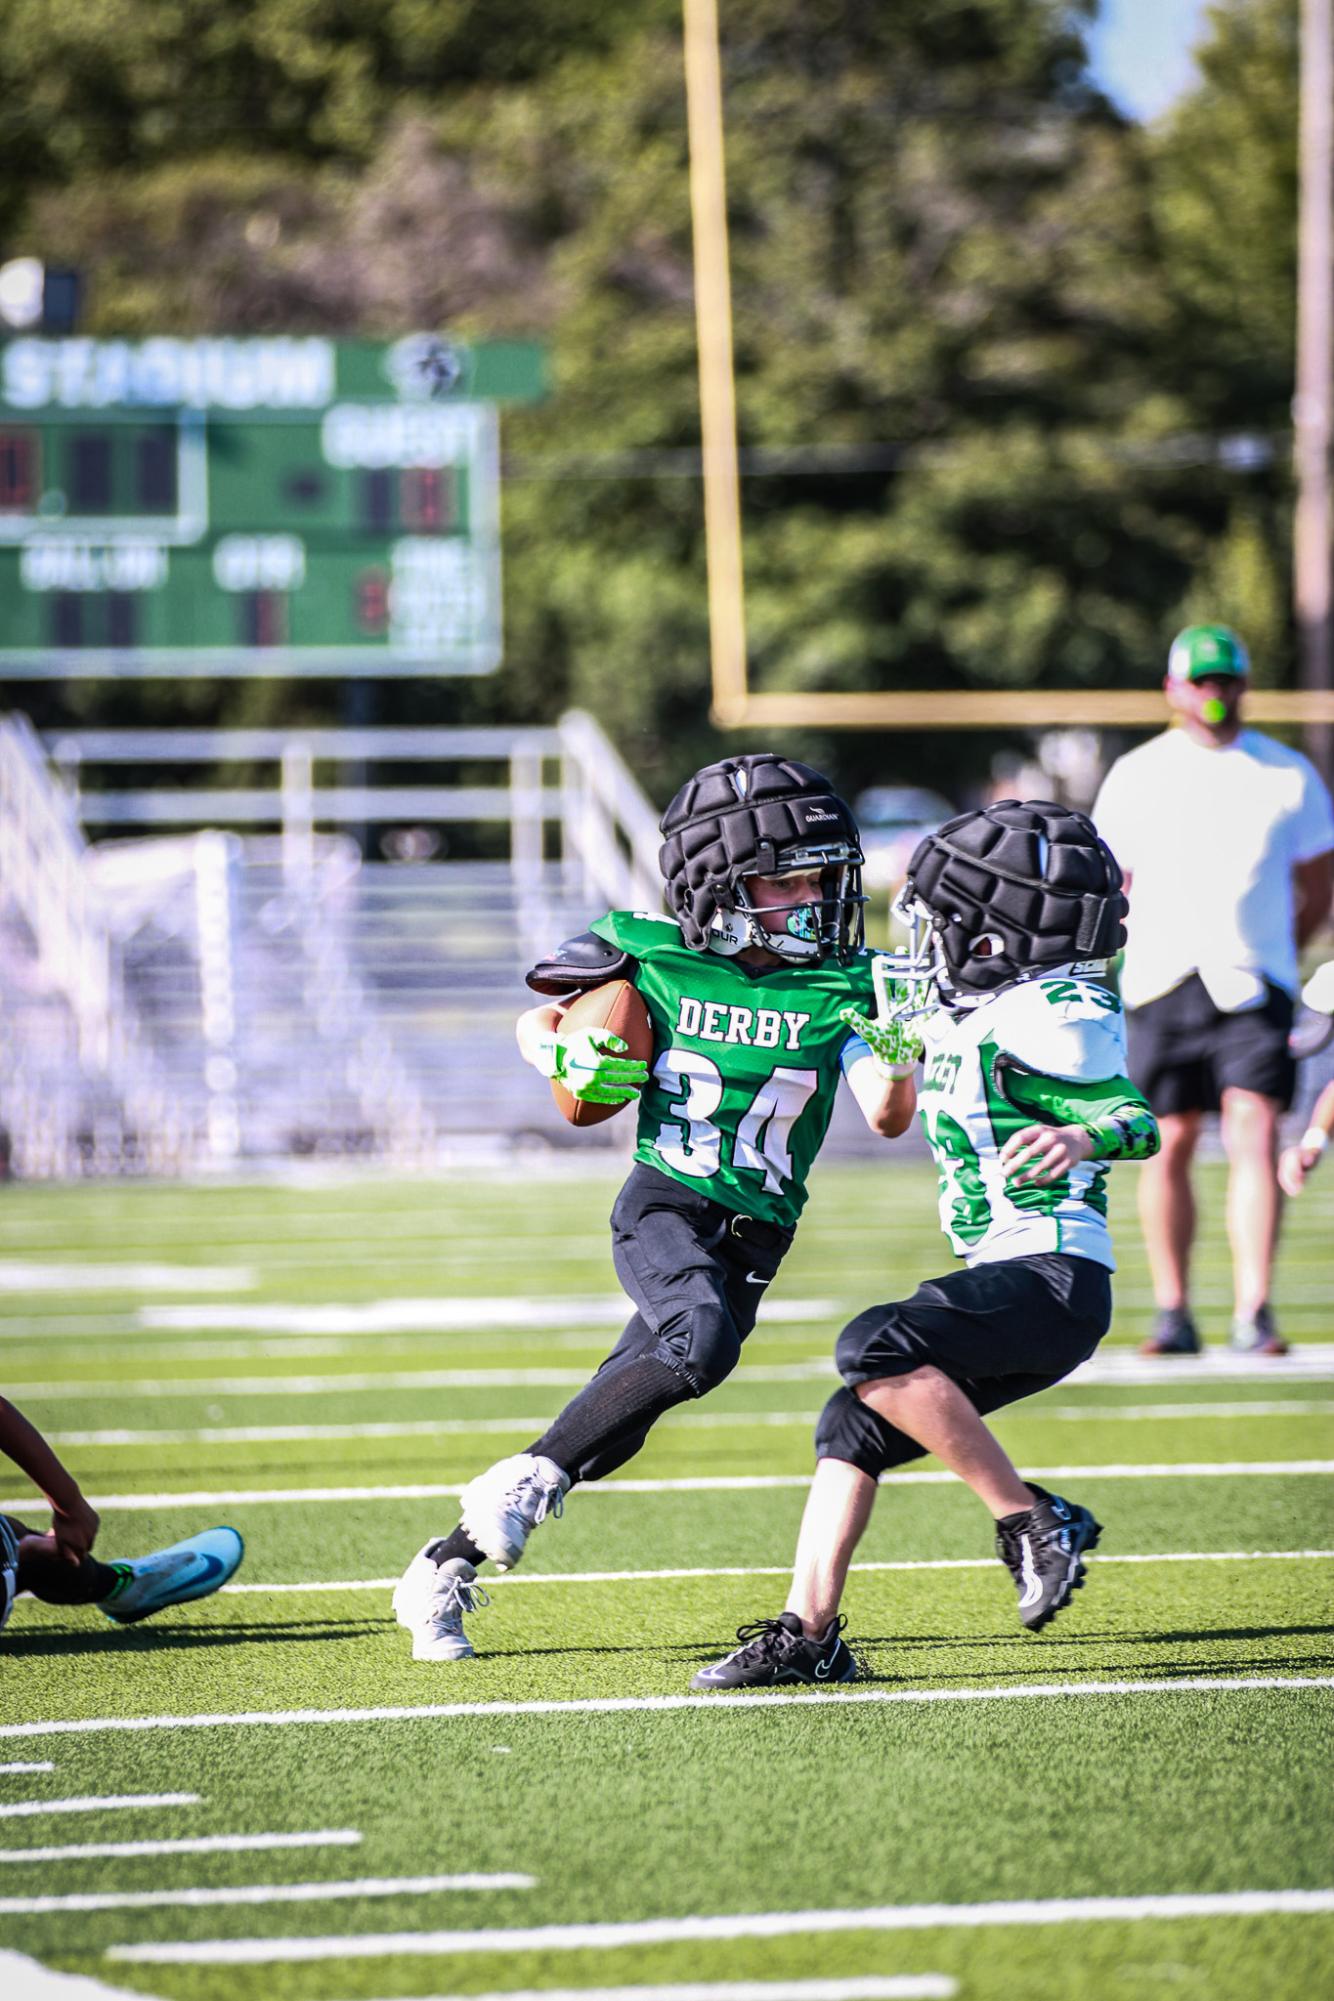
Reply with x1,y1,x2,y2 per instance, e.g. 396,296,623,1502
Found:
1230,1306,1288,1356
394,1553,489,1662
459,1453,569,1570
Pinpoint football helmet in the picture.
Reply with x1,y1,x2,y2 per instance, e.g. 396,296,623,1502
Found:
892,799,1127,1003
658,754,865,962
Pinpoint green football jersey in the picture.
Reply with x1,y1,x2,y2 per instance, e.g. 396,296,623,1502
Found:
591,911,876,1229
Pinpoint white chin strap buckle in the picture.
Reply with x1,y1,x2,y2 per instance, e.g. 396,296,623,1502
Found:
706,907,821,960
707,910,749,956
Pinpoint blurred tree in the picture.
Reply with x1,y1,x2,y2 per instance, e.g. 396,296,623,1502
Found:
0,0,1306,808
1148,0,1299,687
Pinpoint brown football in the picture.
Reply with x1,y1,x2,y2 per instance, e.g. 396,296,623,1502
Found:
551,979,654,1128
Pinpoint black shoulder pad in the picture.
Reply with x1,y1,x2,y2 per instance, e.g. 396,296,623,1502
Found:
526,931,636,996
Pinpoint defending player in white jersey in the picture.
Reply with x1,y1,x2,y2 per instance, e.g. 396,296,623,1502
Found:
693,801,1160,1689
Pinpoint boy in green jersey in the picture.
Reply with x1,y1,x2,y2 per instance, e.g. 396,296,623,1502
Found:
393,754,920,1661
693,802,1160,1689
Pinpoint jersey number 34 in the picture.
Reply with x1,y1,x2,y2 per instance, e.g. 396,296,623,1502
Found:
651,1049,817,1195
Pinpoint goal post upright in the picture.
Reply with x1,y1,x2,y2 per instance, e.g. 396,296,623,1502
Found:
683,4,1334,736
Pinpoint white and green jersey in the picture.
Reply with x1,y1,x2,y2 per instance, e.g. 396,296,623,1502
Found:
591,911,877,1230
916,972,1156,1271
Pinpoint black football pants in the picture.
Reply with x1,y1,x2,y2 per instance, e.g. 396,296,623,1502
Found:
539,1163,793,1485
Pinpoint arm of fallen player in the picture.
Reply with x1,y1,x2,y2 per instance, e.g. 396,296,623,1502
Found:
0,1396,101,1562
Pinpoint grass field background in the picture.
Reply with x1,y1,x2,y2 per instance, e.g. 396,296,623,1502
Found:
0,1156,1331,2001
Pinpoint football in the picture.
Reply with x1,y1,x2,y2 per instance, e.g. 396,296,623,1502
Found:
551,979,654,1128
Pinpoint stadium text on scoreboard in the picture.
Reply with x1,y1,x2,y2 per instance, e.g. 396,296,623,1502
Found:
0,334,545,678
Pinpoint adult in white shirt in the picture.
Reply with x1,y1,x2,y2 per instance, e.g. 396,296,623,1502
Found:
1093,624,1334,1355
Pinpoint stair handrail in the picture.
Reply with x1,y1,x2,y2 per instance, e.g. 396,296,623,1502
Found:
556,711,663,915
0,715,112,1063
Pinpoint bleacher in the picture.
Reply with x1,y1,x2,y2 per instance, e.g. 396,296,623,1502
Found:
0,713,656,1175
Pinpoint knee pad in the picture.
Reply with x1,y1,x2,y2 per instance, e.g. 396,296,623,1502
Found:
653,1302,741,1397
814,1385,928,1481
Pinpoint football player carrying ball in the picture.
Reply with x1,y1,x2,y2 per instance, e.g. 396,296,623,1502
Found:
393,754,924,1661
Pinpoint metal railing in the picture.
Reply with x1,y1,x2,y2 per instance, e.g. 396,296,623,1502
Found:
0,714,111,1064
1,710,664,1173
44,712,663,915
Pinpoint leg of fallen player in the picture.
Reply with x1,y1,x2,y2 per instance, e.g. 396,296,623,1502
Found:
784,1456,877,1635
855,1366,1033,1518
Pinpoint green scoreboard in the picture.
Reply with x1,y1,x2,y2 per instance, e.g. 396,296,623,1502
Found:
0,334,544,677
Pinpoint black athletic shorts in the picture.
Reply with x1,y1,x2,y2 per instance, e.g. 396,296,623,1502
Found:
1126,973,1296,1115
815,1254,1111,1481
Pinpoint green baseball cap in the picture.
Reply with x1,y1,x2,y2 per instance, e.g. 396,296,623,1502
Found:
1167,623,1250,682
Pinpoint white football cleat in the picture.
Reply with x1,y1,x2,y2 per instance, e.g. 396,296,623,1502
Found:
459,1453,570,1570
392,1540,446,1631
395,1553,489,1662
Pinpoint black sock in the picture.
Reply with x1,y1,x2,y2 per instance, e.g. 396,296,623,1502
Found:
425,1526,487,1568
533,1354,691,1477
18,1548,124,1606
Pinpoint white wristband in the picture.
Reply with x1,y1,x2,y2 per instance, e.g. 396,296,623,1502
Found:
1299,1127,1329,1157
887,1060,917,1081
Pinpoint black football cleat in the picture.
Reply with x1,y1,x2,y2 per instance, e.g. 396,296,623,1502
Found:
1141,1307,1201,1356
691,1612,857,1690
996,1485,1102,1633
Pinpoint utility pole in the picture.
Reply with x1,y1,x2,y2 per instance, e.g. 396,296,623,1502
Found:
1295,0,1333,781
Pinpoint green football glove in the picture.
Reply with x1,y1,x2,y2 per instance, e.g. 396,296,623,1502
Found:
839,958,925,1081
536,1026,649,1105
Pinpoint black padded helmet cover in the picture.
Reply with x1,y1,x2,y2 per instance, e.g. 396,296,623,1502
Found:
658,754,863,954
902,799,1127,994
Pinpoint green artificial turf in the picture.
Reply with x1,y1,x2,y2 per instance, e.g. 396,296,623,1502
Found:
0,1161,1331,2001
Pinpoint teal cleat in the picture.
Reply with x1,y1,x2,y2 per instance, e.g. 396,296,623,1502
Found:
101,1526,244,1625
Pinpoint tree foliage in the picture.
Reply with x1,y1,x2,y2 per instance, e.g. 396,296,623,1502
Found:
0,0,1305,804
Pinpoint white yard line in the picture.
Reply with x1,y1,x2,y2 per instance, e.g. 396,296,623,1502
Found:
45,1418,575,1447
351,1983,956,2001
0,1793,199,1819
0,1265,254,1294
1030,1401,1334,1420
15,1349,1334,1401
0,1331,624,1358
6,1462,1332,1512
1071,1349,1334,1384
104,1887,1334,1965
2,1371,649,1401
138,1298,838,1334
2,1676,1330,1744
0,1763,54,1775
0,1872,534,1916
42,1402,1334,1447
0,1829,362,1864
1,1366,838,1401
220,1548,1334,1596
